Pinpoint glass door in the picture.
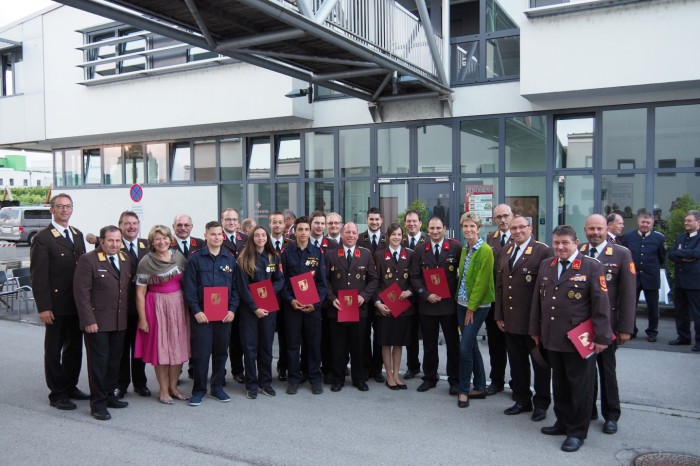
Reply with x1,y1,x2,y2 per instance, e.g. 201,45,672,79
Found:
378,177,454,236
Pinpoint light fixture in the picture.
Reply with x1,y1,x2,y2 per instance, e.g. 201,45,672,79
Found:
285,85,313,103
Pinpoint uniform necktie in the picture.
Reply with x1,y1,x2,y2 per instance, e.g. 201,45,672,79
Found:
372,235,378,250
559,260,570,279
230,235,235,244
501,234,507,247
393,251,399,263
409,237,416,249
182,240,189,256
509,245,520,271
434,244,440,261
315,239,320,249
128,242,138,263
346,248,352,266
275,240,281,252
64,229,73,245
109,256,120,274
589,247,597,258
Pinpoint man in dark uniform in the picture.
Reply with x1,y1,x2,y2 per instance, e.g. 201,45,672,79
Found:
270,211,295,381
74,225,130,420
485,203,513,395
322,212,343,382
183,221,240,406
358,207,387,383
530,225,612,453
410,216,462,395
402,210,425,379
281,216,328,395
325,222,379,392
622,211,666,342
172,214,204,257
606,212,624,246
31,193,89,411
581,214,636,434
116,211,151,399
668,210,700,351
221,208,247,384
495,215,552,422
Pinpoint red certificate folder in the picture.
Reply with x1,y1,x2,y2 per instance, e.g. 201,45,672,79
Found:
248,279,280,312
566,318,616,359
337,289,360,322
290,271,320,305
423,268,451,299
379,282,411,318
203,286,228,321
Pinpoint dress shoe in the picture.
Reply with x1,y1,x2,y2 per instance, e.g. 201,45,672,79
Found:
669,338,691,345
246,391,257,399
311,383,324,395
286,384,298,395
504,403,533,415
531,408,547,422
372,373,385,383
107,398,129,409
485,383,504,396
330,383,343,392
416,381,436,392
50,399,77,410
561,437,584,452
134,386,151,397
260,387,276,397
233,372,245,384
385,381,399,391
468,390,486,399
113,388,126,399
397,383,407,390
541,425,566,436
69,388,91,400
278,369,288,382
692,345,700,352
354,381,369,392
647,336,657,342
603,420,618,434
403,368,419,380
457,396,469,408
91,410,111,421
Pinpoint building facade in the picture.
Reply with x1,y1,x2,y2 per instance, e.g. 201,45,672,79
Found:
0,0,698,239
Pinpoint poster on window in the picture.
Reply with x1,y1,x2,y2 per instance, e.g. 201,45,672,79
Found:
465,185,494,226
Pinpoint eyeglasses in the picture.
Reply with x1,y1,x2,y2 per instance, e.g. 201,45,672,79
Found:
494,214,511,220
327,221,341,225
223,218,238,222
53,204,73,210
175,223,192,228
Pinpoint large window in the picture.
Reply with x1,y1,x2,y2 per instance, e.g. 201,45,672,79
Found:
339,128,370,177
220,138,243,180
460,119,499,173
655,104,700,169
378,127,409,174
1,48,22,96
418,124,452,173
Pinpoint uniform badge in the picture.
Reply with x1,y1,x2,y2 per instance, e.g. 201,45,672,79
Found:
387,273,392,279
629,262,636,275
331,266,335,271
336,273,341,279
605,247,613,256
51,228,61,238
599,276,608,292
606,273,612,282
97,252,106,261
403,272,409,279
448,265,454,272
525,246,533,255
574,292,582,300
139,241,146,249
526,275,532,283
356,274,361,279
506,246,513,255
572,259,581,270
567,290,575,299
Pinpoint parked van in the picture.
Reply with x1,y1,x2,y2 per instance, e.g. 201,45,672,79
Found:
0,206,52,245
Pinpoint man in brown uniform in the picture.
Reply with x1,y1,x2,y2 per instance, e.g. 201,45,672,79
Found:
74,226,131,420
325,222,379,392
485,203,513,395
530,225,612,453
581,214,636,435
495,215,552,422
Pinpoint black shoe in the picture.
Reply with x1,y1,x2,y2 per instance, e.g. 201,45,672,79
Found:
312,384,324,395
354,381,369,392
91,410,111,421
233,373,245,384
485,383,504,396
50,399,77,410
457,396,469,408
603,420,618,434
372,373,385,383
417,381,436,392
330,383,343,392
113,388,126,399
246,391,257,399
591,406,599,420
403,368,419,380
669,338,692,345
260,387,276,397
693,345,700,352
397,383,407,390
134,386,151,397
541,425,566,436
385,381,400,391
647,336,657,342
278,369,288,382
107,398,129,409
286,384,298,395
532,408,547,422
504,403,533,415
561,437,584,452
68,388,91,400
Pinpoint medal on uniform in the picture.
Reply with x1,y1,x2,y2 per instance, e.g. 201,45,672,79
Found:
606,273,612,281
575,292,582,299
403,272,409,279
448,265,454,272
356,274,361,279
526,275,532,283
567,290,575,299
387,272,392,278
336,273,341,279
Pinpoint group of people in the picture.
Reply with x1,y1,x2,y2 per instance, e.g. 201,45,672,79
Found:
30,192,700,453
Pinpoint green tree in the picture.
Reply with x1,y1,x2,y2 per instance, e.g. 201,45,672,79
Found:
4,187,50,205
395,199,430,234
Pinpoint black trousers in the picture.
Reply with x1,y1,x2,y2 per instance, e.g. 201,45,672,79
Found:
674,287,700,343
285,305,322,385
44,314,83,402
191,317,231,395
363,309,383,376
419,313,459,386
276,306,288,371
239,307,276,392
486,302,507,386
405,312,421,372
506,332,551,409
594,340,620,422
118,314,147,391
228,313,245,376
329,317,367,385
85,330,125,413
549,350,596,439
636,287,659,337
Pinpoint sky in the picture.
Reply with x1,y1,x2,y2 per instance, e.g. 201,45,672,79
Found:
0,0,55,28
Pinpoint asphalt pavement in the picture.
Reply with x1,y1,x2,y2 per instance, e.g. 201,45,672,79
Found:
1,314,699,466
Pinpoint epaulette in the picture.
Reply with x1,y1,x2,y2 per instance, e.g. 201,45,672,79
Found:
535,241,548,246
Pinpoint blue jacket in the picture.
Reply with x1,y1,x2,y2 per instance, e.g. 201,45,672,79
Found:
183,246,240,316
668,232,700,290
280,242,327,310
622,230,666,289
